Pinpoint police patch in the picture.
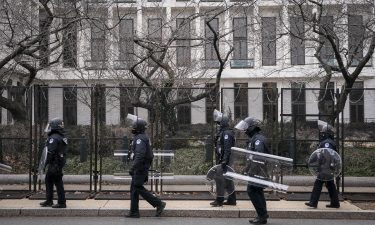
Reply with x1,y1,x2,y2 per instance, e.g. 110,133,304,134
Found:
49,138,54,144
255,140,260,145
224,135,228,140
325,143,330,148
136,139,141,144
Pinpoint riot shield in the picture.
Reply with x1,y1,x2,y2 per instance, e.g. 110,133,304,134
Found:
205,164,237,197
0,163,12,172
308,148,342,181
223,147,293,192
38,146,48,181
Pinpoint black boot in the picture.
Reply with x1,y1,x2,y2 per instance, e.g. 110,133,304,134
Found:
210,200,223,207
249,214,269,224
52,203,66,208
40,201,53,207
155,201,166,217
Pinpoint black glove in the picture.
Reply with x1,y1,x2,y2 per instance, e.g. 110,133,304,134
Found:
221,162,227,173
129,170,134,176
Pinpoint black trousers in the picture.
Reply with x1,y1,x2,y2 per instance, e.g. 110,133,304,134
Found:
214,166,236,203
130,174,162,213
309,179,340,207
45,171,66,204
247,184,268,218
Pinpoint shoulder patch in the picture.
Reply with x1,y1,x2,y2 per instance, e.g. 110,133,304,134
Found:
136,139,142,144
224,134,228,140
255,140,260,146
324,143,330,148
49,138,54,144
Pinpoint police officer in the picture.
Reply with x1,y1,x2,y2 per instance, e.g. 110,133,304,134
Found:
305,120,340,209
39,118,67,208
126,114,166,218
235,117,269,224
210,110,237,207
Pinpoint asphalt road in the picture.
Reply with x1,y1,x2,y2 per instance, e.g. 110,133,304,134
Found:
0,217,373,225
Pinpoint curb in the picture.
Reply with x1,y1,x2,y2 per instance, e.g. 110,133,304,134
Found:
1,208,375,220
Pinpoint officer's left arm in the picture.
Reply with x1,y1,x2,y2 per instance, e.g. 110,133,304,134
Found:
45,137,59,165
222,133,233,165
131,139,147,172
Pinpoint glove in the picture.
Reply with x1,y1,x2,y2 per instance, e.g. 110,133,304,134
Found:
129,170,134,176
221,162,227,173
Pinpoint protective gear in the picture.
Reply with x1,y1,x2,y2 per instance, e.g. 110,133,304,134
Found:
213,109,229,129
126,114,148,134
44,118,65,133
318,120,334,141
235,117,261,137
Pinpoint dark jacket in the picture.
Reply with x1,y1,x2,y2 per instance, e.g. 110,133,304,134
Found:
216,128,235,165
130,133,154,175
45,131,67,174
318,137,336,151
245,132,270,179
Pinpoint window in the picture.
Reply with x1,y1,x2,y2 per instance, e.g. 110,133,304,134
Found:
148,18,162,67
119,19,134,66
205,18,219,68
39,8,50,67
177,89,191,124
291,82,306,122
63,86,77,126
233,18,247,60
176,18,191,67
290,16,305,65
120,87,135,125
205,83,218,123
62,18,77,67
348,15,364,66
91,9,107,62
36,86,49,125
263,82,278,122
262,17,276,66
6,80,13,124
319,16,337,65
350,81,364,123
319,82,334,120
97,85,106,124
234,83,248,120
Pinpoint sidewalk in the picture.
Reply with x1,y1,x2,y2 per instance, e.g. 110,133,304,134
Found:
0,198,374,220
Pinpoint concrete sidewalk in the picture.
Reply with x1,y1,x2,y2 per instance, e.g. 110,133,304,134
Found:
0,198,374,220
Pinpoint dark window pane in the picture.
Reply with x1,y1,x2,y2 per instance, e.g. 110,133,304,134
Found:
234,83,248,120
290,16,305,65
148,18,162,66
119,19,134,63
205,18,219,63
120,87,135,124
348,15,364,66
63,18,77,67
63,87,77,126
291,82,306,122
176,18,191,67
349,81,364,123
319,16,337,64
263,82,278,122
205,83,218,123
233,17,247,60
262,17,276,66
39,9,50,67
91,9,107,61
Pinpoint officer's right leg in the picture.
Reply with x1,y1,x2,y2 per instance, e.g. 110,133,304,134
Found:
127,178,140,218
247,184,268,223
40,171,54,207
224,179,236,205
325,180,340,208
306,179,323,208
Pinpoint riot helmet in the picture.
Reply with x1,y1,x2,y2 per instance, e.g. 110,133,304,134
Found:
126,114,148,134
44,117,65,133
235,117,261,137
318,120,334,140
213,109,229,129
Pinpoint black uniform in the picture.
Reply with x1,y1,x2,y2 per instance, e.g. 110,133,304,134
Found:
307,137,340,208
129,133,163,215
246,132,269,220
214,128,236,204
44,130,67,206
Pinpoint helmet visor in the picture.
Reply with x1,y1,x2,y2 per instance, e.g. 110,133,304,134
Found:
213,109,223,122
235,120,249,131
44,124,51,133
126,113,138,127
318,120,333,133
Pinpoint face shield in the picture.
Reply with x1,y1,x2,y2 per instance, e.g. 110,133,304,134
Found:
234,120,249,131
44,124,51,133
318,120,333,133
126,113,138,127
213,109,223,123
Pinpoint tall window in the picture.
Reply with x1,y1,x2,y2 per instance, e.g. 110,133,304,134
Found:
290,16,305,65
234,83,248,120
119,19,134,66
205,18,219,68
262,17,276,66
348,15,364,66
63,86,77,126
176,18,191,67
120,87,135,125
39,9,50,67
233,18,247,60
91,9,107,62
319,16,336,65
350,81,364,123
148,18,162,66
177,89,191,124
205,83,218,123
36,86,49,125
97,85,106,124
291,82,306,122
62,18,77,67
319,81,334,120
263,82,278,122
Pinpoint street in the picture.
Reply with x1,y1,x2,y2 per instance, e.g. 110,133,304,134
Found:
0,217,373,225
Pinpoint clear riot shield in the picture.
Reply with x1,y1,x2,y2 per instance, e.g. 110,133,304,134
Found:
0,163,12,172
205,164,237,197
224,147,293,192
38,146,48,181
308,148,342,181
113,150,174,181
